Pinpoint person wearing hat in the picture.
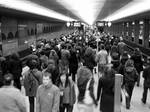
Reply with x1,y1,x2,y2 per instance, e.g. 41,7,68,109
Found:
141,57,150,104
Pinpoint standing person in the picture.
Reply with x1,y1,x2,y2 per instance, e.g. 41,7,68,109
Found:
131,48,143,86
45,59,59,85
69,46,78,82
123,59,138,109
36,71,60,112
7,52,22,89
141,57,150,104
77,66,97,112
117,39,126,56
96,44,108,75
56,71,76,112
0,51,6,87
24,59,42,112
97,66,115,112
0,73,26,112
60,43,70,74
83,47,96,73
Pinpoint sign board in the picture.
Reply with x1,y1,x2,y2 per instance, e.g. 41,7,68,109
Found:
96,21,105,27
74,21,81,27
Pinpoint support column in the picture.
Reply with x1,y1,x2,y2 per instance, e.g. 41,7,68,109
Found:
114,74,123,112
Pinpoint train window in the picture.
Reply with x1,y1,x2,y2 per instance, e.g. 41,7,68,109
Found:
132,22,135,25
49,27,50,32
31,29,34,35
15,31,18,38
139,21,144,25
139,39,142,45
7,32,14,40
27,29,30,36
2,33,6,40
43,27,46,33
127,23,129,27
138,23,144,45
35,28,37,35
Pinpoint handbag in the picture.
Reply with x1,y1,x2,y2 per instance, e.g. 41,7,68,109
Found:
83,78,93,105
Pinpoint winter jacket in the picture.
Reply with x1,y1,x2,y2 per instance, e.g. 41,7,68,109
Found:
23,69,42,97
0,86,26,112
143,66,150,87
57,79,76,106
36,83,60,112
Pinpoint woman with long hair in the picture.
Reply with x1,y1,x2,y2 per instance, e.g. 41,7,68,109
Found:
77,66,97,112
97,66,115,112
56,70,76,112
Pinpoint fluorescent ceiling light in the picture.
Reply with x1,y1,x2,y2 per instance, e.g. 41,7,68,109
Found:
57,0,106,25
102,0,150,21
0,0,76,22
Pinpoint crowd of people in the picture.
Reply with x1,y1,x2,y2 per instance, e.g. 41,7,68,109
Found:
0,28,149,112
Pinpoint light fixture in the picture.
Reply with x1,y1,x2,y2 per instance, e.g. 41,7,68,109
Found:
66,22,71,27
103,0,150,21
108,21,112,27
0,0,76,22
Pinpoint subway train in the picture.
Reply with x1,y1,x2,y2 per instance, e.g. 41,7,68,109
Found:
0,14,73,58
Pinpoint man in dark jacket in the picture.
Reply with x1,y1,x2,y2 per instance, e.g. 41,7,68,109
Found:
141,57,150,104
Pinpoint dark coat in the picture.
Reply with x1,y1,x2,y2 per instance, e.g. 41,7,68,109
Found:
69,49,78,74
7,59,22,79
97,77,114,112
131,54,143,73
143,66,150,87
23,69,42,97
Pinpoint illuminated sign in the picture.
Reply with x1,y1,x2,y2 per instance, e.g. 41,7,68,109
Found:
74,21,81,27
96,21,105,27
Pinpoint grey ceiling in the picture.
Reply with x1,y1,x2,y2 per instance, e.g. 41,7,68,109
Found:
29,0,133,22
2,0,150,23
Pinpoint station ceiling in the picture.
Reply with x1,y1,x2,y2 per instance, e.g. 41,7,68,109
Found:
1,0,150,24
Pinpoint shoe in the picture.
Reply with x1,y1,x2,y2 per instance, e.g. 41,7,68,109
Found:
141,98,146,104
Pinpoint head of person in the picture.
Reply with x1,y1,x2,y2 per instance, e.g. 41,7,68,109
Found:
103,66,115,79
59,71,69,87
3,73,14,86
121,51,129,65
77,66,92,86
125,59,134,72
101,44,105,50
43,71,52,87
47,59,56,71
84,47,93,57
134,48,141,55
28,59,38,70
10,52,20,60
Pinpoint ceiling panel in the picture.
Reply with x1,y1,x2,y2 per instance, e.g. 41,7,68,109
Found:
0,6,66,23
96,0,133,20
28,0,133,23
2,0,148,24
28,0,81,20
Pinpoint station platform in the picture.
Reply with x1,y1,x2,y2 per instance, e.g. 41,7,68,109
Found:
22,56,150,112
73,72,150,112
